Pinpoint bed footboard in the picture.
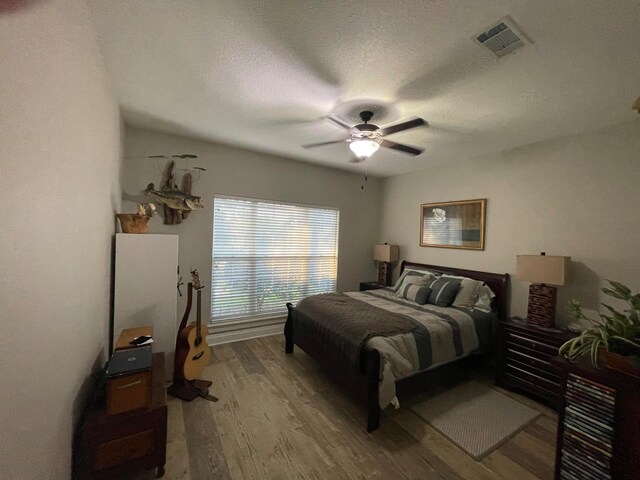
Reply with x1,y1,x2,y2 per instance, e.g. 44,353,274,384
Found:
284,302,381,432
363,348,381,432
285,302,294,354
283,262,510,434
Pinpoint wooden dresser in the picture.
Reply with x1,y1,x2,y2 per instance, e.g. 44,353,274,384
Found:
75,352,167,479
497,319,577,409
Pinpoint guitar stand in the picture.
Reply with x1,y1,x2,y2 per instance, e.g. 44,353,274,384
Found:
168,378,217,402
168,279,218,403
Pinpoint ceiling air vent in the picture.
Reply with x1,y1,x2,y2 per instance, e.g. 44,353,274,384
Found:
473,16,533,58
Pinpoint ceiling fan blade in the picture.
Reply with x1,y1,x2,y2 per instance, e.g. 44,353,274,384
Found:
302,139,348,149
324,115,353,130
379,118,427,136
380,139,423,156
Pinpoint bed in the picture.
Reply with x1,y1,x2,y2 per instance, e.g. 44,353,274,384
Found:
284,260,510,432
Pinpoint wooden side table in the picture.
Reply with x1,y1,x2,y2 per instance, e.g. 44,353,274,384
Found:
359,281,385,291
115,326,153,351
496,318,577,409
75,352,167,479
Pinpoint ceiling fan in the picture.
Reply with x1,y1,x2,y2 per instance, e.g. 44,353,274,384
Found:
302,111,428,162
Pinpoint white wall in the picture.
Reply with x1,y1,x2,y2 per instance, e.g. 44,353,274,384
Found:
379,121,640,326
0,1,121,477
122,126,381,327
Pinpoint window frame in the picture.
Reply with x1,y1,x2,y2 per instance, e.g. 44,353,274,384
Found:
211,194,340,323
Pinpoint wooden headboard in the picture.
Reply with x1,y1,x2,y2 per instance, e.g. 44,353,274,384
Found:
400,260,510,322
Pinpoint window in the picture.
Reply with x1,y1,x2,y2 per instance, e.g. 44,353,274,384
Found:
211,195,339,322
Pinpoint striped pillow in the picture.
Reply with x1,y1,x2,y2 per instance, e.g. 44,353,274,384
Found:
395,272,433,295
425,277,462,307
392,270,430,292
398,284,431,305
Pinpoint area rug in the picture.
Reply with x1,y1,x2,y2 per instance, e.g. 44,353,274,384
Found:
410,381,541,460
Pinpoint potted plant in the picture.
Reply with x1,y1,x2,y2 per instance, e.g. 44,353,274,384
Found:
559,280,640,377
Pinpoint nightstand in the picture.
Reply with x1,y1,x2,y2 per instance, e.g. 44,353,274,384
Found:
496,318,577,409
75,353,167,479
359,281,385,291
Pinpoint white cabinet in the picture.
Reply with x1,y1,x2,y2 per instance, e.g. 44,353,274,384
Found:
114,233,179,378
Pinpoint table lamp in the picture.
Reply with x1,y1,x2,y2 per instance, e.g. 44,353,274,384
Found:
373,243,399,286
516,252,570,327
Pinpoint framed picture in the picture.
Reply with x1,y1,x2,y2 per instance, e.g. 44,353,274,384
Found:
420,199,486,250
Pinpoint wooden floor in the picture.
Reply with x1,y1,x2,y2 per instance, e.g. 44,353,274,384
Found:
133,334,558,480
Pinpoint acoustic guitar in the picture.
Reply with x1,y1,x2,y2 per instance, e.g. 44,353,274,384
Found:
176,269,211,380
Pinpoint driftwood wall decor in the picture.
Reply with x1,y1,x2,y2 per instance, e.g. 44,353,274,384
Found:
162,160,180,224
144,154,206,225
181,171,192,221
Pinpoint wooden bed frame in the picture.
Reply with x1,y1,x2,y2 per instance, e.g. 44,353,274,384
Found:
285,260,510,432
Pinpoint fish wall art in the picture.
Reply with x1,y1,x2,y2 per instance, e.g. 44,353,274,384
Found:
144,154,206,225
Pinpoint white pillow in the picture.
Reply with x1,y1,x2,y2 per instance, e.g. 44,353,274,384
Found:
448,277,482,309
474,284,496,313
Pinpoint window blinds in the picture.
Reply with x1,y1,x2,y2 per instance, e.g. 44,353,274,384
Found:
211,196,339,322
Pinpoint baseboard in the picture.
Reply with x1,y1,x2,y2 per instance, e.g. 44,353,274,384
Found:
207,321,284,346
207,315,285,334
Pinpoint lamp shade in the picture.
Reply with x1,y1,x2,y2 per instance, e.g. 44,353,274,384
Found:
373,244,399,262
349,139,380,159
516,254,570,286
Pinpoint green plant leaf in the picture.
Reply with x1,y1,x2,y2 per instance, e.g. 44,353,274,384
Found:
608,280,632,295
601,303,628,320
568,304,585,321
599,329,610,350
610,336,640,350
603,280,631,301
590,338,602,367
602,288,627,301
564,280,640,361
560,338,591,361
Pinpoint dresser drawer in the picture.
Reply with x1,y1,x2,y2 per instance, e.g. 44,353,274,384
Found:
503,373,561,406
499,321,577,411
507,332,560,357
507,348,557,374
505,364,562,394
506,341,557,364
506,356,560,384
502,322,569,346
94,429,154,470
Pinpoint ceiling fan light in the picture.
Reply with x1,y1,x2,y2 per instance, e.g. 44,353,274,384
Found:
349,139,380,159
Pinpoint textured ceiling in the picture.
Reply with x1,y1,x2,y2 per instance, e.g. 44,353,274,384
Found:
87,0,640,177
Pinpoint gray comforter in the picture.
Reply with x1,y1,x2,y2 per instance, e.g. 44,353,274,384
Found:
291,289,495,408
292,292,424,372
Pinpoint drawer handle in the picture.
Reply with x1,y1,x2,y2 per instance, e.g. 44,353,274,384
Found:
117,380,142,390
